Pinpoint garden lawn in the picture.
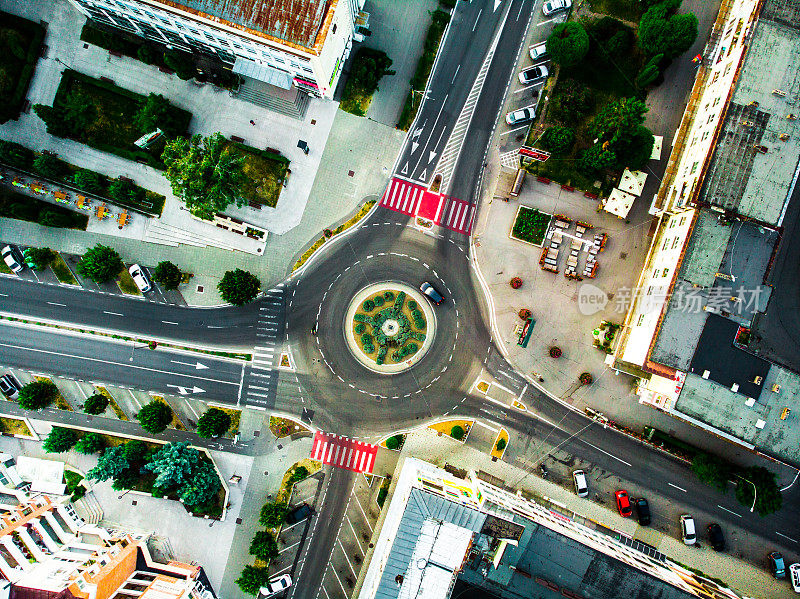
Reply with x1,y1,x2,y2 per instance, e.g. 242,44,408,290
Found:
227,143,289,208
511,206,552,246
52,70,191,168
0,12,45,124
0,416,33,437
49,253,79,285
354,290,427,365
587,0,644,22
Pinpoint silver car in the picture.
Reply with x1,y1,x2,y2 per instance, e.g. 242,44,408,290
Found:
2,245,24,273
505,106,536,125
572,470,588,497
519,65,549,85
542,0,572,16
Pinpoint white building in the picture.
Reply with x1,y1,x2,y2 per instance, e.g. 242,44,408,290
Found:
65,0,368,99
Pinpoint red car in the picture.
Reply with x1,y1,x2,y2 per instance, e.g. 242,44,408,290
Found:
615,490,633,517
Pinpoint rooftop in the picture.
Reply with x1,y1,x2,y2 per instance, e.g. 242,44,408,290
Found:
698,0,800,226
155,0,333,49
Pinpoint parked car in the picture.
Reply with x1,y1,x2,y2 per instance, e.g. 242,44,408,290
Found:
634,497,651,526
128,264,152,293
572,470,588,497
615,490,632,517
259,574,292,597
680,514,696,545
529,42,547,60
707,523,725,551
420,282,444,305
505,106,536,125
518,65,549,85
285,503,313,524
542,0,572,15
769,551,786,579
1,245,24,273
0,374,22,400
789,562,800,592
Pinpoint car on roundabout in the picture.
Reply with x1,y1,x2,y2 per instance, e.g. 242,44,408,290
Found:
420,282,444,305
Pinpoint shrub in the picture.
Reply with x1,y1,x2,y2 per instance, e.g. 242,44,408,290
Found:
355,323,366,334
108,177,145,206
373,295,384,307
75,433,105,454
136,45,157,64
363,344,375,354
83,393,109,415
385,435,402,450
519,309,532,320
496,438,507,451
362,299,375,312
32,153,67,179
23,247,54,270
539,126,575,156
73,169,105,194
43,426,78,453
18,380,58,410
579,372,593,385
0,140,33,169
259,501,285,527
510,277,522,289
414,319,425,329
76,244,123,284
153,260,182,290
407,300,417,309
549,346,562,358
360,333,373,345
290,466,309,483
163,51,195,80
383,291,394,300
450,425,465,440
549,79,594,125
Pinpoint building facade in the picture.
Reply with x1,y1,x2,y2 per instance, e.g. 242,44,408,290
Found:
65,0,368,98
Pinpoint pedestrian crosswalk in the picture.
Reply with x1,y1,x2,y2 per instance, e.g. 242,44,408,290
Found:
311,431,378,473
379,177,476,236
244,285,285,407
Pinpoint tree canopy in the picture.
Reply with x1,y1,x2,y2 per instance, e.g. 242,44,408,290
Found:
17,380,59,410
76,244,124,283
546,22,589,67
136,400,172,434
34,89,97,138
259,502,286,527
83,393,110,415
161,133,245,219
32,154,67,179
638,0,699,58
539,126,575,155
582,97,654,171
88,446,129,482
735,466,782,516
73,169,104,194
75,433,105,454
236,565,271,596
23,247,54,270
143,442,201,489
218,269,260,306
43,427,78,453
153,261,182,290
134,93,180,136
249,530,279,560
691,453,730,492
179,461,220,506
197,408,232,438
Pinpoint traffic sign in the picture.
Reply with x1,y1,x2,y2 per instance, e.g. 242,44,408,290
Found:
519,146,550,162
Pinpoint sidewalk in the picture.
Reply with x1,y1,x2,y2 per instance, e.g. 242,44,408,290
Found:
398,427,793,599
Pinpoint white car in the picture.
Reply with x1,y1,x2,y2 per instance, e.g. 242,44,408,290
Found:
529,42,547,61
260,574,292,597
542,0,572,16
572,470,588,497
519,65,549,85
680,514,696,545
128,264,152,293
790,563,800,593
505,106,536,125
1,245,24,273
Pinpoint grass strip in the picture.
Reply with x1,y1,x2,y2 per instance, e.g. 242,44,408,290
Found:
94,386,129,420
292,199,376,272
0,416,34,437
116,268,141,295
50,253,79,285
0,262,11,274
0,315,251,360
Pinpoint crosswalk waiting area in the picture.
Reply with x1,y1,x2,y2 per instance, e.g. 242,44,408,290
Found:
380,177,475,235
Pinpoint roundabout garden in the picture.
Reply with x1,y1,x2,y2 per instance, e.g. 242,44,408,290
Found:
345,282,436,374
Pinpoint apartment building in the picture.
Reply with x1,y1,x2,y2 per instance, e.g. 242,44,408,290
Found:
65,0,368,99
359,458,743,599
0,486,215,599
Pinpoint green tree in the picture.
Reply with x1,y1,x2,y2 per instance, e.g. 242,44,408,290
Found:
108,178,145,206
76,244,124,284
0,140,34,169
691,453,730,492
290,466,309,484
121,440,149,465
450,425,465,440
136,400,172,434
32,154,67,179
539,126,575,155
153,261,182,290
235,565,270,596
616,125,655,169
83,393,110,415
161,133,245,219
588,97,649,145
73,169,105,195
17,380,59,410
259,502,286,527
43,427,79,453
249,530,279,560
75,433,105,454
134,93,180,136
636,64,660,89
137,45,157,64
197,407,231,438
143,442,201,489
638,0,698,58
341,48,393,116
579,144,617,173
163,51,196,80
88,446,129,481
585,97,653,169
22,247,55,270
496,438,507,451
218,269,260,306
0,29,26,60
549,79,594,125
385,435,401,450
735,466,782,516
180,461,220,506
546,22,589,67
33,89,98,137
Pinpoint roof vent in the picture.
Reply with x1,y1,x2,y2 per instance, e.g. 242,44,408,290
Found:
773,89,787,97
731,383,740,392
702,370,711,379
395,575,404,586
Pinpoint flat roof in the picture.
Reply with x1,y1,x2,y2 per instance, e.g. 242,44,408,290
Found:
688,314,771,398
154,0,332,48
698,2,800,226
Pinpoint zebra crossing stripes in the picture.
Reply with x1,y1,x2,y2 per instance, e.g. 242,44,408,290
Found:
310,432,378,473
436,197,475,235
380,178,426,216
244,286,285,406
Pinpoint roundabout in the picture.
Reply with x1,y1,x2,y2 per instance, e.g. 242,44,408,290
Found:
344,282,436,374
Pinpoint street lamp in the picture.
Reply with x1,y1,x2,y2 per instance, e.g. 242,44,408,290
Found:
737,475,757,513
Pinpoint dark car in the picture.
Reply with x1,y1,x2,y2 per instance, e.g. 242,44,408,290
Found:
285,503,313,525
0,374,22,400
420,282,444,305
615,490,632,518
769,551,786,579
518,65,549,85
634,497,651,526
707,523,725,551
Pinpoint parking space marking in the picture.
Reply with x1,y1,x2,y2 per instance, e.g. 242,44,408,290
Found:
338,538,357,576
346,516,364,554
278,540,301,553
350,487,373,532
330,565,348,596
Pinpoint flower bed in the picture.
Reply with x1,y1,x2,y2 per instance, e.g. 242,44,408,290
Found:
511,206,552,246
352,290,427,366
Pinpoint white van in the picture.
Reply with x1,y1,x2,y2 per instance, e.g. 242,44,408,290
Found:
529,42,547,61
572,470,588,497
680,514,696,545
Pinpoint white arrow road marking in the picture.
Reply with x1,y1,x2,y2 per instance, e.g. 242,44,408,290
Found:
412,126,424,139
400,162,409,175
494,0,501,10
411,141,419,154
166,384,206,395
428,150,437,163
419,168,427,181
170,360,209,370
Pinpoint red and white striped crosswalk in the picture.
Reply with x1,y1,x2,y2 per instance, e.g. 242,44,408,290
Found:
380,177,476,236
310,431,378,473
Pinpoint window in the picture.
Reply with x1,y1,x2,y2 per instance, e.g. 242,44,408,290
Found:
662,268,670,277
680,216,686,226
637,314,645,326
670,219,676,228
662,239,670,250
332,23,337,34
701,130,709,142
690,161,699,174
671,237,680,249
712,96,721,107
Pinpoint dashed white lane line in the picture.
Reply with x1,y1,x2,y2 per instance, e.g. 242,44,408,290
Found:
668,483,687,492
776,532,798,543
47,302,66,307
161,320,178,325
717,505,741,518
103,310,123,316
